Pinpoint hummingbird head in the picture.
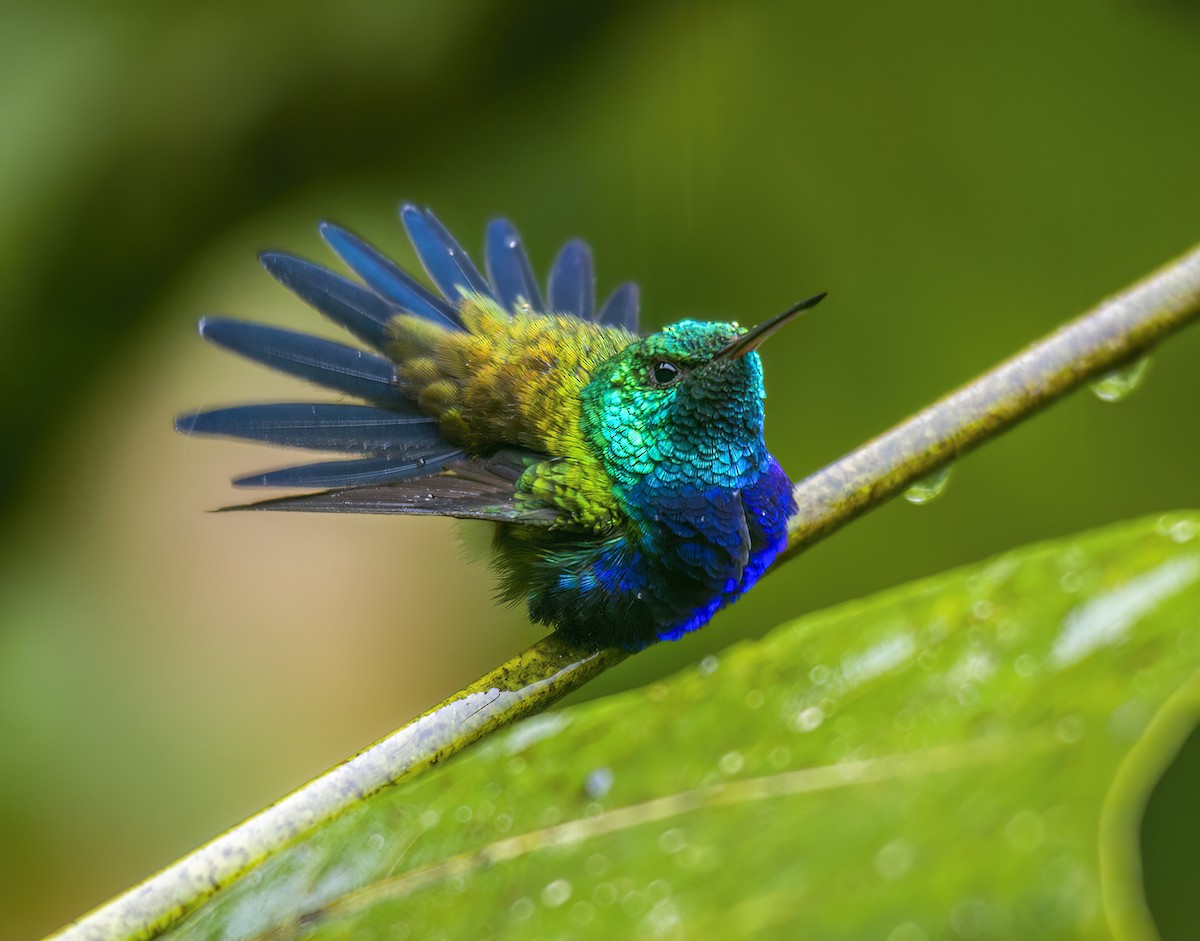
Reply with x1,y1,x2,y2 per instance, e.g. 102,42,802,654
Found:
580,294,824,492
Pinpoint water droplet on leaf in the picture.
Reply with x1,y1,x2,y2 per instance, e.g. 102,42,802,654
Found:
659,828,687,854
718,751,745,775
1109,699,1152,741
541,878,573,908
583,767,614,800
1162,516,1197,544
792,705,825,732
874,839,915,880
620,889,650,918
571,900,598,926
1059,570,1083,593
768,745,792,768
1056,714,1085,744
1004,810,1046,852
950,898,993,938
887,922,929,941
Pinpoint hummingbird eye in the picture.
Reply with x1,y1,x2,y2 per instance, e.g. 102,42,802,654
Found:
651,360,681,386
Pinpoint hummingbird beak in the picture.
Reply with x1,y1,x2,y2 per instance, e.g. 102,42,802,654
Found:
715,292,827,360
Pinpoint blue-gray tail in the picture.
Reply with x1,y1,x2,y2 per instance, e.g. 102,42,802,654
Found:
176,205,639,505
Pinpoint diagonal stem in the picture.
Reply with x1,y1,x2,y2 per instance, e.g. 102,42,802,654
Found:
50,637,629,941
48,243,1200,941
780,243,1200,560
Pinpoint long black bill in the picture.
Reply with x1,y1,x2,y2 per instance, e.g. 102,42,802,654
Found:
715,291,827,360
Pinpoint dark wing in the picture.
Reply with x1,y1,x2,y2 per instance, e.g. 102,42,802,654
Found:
221,450,563,525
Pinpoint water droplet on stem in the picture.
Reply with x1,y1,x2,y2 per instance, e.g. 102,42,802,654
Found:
1090,356,1149,402
904,466,952,505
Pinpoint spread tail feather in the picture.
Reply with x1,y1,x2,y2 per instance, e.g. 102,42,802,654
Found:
198,318,408,406
179,208,642,506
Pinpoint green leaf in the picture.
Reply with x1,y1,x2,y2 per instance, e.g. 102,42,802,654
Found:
156,512,1200,940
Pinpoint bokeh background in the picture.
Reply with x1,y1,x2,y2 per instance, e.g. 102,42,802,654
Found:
2,2,1198,937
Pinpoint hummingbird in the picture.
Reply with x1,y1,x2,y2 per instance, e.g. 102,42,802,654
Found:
176,206,822,650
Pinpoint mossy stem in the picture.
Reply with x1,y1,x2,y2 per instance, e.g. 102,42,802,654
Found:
781,243,1200,561
48,637,628,941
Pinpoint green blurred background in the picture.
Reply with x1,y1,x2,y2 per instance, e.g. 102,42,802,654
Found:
2,1,1198,937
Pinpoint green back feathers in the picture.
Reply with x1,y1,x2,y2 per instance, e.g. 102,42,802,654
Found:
388,294,636,532
388,295,633,453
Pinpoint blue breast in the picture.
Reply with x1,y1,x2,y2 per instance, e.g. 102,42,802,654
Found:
584,455,794,646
